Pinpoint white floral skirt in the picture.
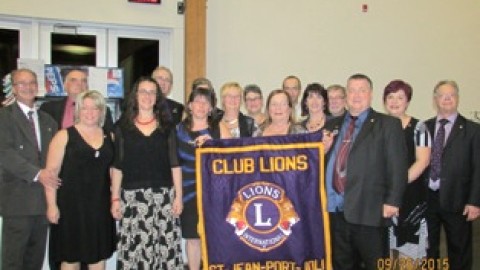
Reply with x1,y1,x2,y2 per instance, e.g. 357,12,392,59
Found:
117,187,183,269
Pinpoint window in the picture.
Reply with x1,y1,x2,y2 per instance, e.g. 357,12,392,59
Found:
108,28,171,95
0,17,173,103
51,33,96,66
0,28,19,101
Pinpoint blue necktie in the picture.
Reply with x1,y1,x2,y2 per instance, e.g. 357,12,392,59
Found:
429,119,449,181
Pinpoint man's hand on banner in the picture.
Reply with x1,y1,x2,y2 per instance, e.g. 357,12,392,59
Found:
322,130,334,152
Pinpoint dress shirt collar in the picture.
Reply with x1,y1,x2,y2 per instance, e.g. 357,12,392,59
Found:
16,101,37,118
345,107,370,126
436,112,457,125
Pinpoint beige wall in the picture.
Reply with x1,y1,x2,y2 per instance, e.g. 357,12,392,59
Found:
1,0,479,120
207,0,480,120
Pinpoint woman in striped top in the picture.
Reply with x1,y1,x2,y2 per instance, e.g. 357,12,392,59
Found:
176,87,231,270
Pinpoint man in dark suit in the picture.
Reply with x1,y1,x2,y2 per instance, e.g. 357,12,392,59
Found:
39,68,114,132
425,80,480,270
152,66,185,124
0,68,59,270
324,74,408,270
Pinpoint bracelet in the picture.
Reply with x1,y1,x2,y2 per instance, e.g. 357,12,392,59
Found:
111,198,120,203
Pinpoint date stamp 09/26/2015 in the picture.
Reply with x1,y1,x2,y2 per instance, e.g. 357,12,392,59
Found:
377,257,449,270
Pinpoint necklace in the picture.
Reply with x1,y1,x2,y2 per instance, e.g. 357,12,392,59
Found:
223,118,238,125
135,116,155,125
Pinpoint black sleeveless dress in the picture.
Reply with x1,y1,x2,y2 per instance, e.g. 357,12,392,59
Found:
50,127,116,263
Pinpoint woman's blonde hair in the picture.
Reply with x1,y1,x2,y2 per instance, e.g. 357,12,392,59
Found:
74,90,106,127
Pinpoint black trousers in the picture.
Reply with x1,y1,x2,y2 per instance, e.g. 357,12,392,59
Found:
329,212,388,270
426,190,472,270
2,215,48,270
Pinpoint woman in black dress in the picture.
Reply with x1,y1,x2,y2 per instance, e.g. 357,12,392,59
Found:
45,90,115,269
110,77,183,269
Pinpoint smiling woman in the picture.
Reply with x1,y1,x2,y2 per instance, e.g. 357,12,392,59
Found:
45,90,116,269
110,77,184,269
253,89,306,137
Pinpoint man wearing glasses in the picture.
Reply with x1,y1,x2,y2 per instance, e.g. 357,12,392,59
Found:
0,68,59,270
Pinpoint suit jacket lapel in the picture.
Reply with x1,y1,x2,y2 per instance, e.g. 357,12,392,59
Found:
445,114,465,149
38,112,54,152
351,109,375,151
11,103,38,148
58,98,68,125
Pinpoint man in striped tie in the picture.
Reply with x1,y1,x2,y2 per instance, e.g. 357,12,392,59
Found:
0,68,59,270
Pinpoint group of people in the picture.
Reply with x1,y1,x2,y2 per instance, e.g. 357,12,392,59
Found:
0,66,479,270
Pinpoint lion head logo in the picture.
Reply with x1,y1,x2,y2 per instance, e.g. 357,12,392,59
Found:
226,182,300,252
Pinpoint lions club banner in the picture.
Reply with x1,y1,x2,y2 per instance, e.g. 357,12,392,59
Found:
196,132,331,270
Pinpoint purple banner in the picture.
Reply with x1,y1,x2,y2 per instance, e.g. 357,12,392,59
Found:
196,132,331,270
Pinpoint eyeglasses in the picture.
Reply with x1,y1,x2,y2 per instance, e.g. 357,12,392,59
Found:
138,89,157,96
191,99,211,106
224,94,241,100
435,93,458,100
270,102,289,108
13,81,38,88
245,97,262,102
80,106,100,111
153,76,172,83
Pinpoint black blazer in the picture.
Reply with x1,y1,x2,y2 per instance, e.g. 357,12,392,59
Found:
324,109,408,227
166,98,184,125
425,114,480,211
238,113,256,137
215,111,256,138
39,97,114,133
0,103,58,216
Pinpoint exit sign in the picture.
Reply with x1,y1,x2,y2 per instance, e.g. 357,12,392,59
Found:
129,0,161,4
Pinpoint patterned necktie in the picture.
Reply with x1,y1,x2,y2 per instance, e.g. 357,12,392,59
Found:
429,119,449,181
28,110,40,151
333,116,358,194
